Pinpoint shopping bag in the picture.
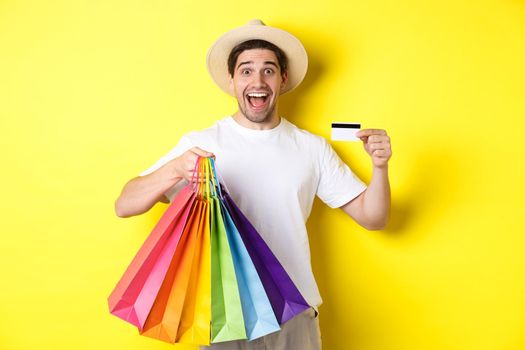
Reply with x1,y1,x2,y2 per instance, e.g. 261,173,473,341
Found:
108,185,195,328
110,156,310,346
140,199,204,342
131,195,195,331
220,201,280,340
210,195,247,343
176,196,212,345
222,192,310,324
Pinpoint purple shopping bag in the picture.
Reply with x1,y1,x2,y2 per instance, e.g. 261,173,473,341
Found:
222,192,310,324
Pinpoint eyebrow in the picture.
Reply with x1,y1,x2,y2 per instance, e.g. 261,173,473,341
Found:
236,61,279,70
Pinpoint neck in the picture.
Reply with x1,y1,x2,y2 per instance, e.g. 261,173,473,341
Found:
232,110,281,130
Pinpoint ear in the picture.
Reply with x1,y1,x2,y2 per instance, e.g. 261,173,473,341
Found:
228,74,234,94
280,70,289,89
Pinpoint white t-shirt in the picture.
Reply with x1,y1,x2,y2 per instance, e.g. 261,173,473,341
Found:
140,116,367,307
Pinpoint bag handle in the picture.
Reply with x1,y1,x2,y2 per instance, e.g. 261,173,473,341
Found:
193,156,219,199
190,156,227,199
209,157,224,199
203,157,217,198
190,155,202,192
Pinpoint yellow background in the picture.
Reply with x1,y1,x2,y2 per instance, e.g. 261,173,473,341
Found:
1,0,524,349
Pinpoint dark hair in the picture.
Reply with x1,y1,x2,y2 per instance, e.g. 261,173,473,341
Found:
227,39,288,77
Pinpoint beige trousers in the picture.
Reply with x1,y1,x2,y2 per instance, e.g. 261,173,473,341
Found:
199,308,322,350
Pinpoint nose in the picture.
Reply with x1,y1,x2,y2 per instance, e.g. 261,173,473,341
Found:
251,71,266,87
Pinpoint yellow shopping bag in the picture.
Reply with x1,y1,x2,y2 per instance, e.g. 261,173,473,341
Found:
176,196,211,344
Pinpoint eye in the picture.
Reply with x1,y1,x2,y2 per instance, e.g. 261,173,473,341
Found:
264,68,274,75
241,69,251,75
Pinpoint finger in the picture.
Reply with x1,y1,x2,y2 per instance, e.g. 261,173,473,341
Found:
373,149,391,158
368,142,387,151
191,147,214,158
187,162,202,173
189,176,206,183
367,135,390,144
356,129,387,138
369,142,391,152
187,171,210,182
185,156,200,171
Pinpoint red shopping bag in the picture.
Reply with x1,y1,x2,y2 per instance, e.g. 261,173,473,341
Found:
108,186,195,328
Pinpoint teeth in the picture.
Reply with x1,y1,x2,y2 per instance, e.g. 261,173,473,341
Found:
247,92,269,97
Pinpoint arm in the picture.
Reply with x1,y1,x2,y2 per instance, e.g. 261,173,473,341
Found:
341,129,392,230
114,147,213,218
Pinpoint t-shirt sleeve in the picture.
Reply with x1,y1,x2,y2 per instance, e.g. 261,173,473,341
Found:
138,135,194,201
316,138,367,208
139,135,193,176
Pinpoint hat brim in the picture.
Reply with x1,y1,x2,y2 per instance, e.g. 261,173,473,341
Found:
206,23,308,96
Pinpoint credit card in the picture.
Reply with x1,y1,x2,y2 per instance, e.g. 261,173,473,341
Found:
331,123,361,141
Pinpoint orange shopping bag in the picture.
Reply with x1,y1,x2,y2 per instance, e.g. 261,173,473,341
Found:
176,196,211,345
140,199,205,343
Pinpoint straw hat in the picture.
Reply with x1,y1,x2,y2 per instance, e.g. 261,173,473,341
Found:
206,19,308,96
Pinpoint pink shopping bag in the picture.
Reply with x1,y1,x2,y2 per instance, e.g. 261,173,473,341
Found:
108,186,195,328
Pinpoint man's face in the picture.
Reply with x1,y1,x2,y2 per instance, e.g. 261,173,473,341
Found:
229,49,288,124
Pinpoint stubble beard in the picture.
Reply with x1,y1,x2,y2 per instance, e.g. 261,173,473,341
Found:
238,100,276,124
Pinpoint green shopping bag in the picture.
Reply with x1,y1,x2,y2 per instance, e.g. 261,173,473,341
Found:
210,196,247,343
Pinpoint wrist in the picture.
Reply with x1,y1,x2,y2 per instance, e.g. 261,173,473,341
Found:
372,163,389,173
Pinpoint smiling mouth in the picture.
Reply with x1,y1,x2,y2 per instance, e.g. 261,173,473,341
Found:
246,92,270,109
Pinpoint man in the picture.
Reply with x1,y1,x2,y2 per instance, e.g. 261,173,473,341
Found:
115,19,391,350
